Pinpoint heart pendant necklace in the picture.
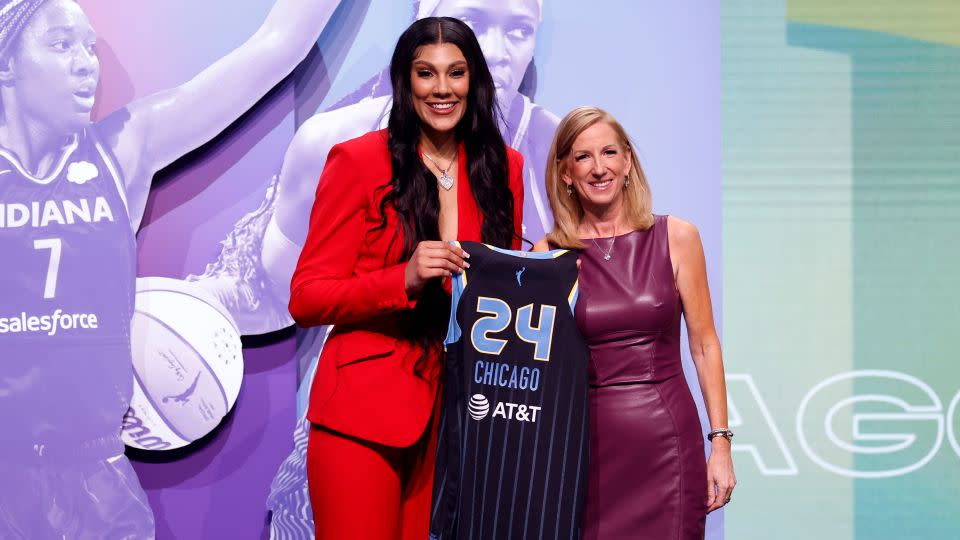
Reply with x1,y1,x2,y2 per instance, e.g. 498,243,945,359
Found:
422,149,457,191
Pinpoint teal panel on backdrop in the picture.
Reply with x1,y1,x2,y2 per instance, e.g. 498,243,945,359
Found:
725,0,960,538
789,23,960,540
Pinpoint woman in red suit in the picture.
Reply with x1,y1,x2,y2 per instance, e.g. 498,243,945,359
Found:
288,17,524,539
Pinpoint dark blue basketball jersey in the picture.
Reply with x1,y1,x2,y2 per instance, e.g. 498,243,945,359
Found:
0,128,135,453
430,242,590,540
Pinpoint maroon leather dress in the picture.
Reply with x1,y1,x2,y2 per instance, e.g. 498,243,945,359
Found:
575,215,707,540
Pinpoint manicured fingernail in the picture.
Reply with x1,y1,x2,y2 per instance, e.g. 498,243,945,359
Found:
462,251,470,258
464,262,471,268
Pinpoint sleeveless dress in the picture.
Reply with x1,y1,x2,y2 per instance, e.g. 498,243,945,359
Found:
575,215,706,540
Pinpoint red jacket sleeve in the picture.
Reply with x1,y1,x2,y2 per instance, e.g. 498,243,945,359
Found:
509,149,525,249
288,142,412,327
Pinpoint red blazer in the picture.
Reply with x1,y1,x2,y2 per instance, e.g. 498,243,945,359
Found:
289,129,524,447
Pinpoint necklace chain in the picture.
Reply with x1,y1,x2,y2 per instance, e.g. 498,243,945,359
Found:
422,149,457,191
591,225,618,261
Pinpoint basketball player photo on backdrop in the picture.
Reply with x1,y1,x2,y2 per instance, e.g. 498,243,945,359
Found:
0,0,339,536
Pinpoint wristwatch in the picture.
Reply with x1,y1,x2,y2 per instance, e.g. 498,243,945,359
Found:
707,428,734,442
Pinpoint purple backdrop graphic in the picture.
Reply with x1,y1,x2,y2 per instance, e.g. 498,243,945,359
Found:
0,0,338,536
0,0,721,538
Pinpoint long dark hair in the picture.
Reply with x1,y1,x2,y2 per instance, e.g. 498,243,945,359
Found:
376,17,516,375
379,17,514,254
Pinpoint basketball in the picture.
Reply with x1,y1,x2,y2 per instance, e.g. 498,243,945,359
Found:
122,277,244,450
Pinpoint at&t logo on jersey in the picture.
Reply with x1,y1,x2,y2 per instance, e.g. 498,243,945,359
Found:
467,393,542,423
469,394,490,420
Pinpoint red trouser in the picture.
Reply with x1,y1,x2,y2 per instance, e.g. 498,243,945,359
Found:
307,415,438,540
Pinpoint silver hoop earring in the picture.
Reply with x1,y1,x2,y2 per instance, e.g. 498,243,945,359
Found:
566,184,573,196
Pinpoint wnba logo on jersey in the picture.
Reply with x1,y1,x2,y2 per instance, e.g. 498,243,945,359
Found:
467,393,542,423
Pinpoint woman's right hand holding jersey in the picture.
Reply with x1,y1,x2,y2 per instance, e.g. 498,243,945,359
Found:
404,241,470,297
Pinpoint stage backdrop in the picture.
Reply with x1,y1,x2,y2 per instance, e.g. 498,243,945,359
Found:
3,1,720,538
724,1,960,538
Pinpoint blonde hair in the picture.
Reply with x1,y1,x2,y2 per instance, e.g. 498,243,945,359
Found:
544,106,654,249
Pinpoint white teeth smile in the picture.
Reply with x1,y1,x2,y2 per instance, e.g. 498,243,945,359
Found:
591,180,613,189
430,103,455,110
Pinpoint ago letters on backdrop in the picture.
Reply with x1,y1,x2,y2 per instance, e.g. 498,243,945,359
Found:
727,370,960,479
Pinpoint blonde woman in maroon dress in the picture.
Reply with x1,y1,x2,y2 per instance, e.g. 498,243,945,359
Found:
534,106,735,540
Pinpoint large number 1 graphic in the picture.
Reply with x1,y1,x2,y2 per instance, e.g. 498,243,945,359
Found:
33,238,62,299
